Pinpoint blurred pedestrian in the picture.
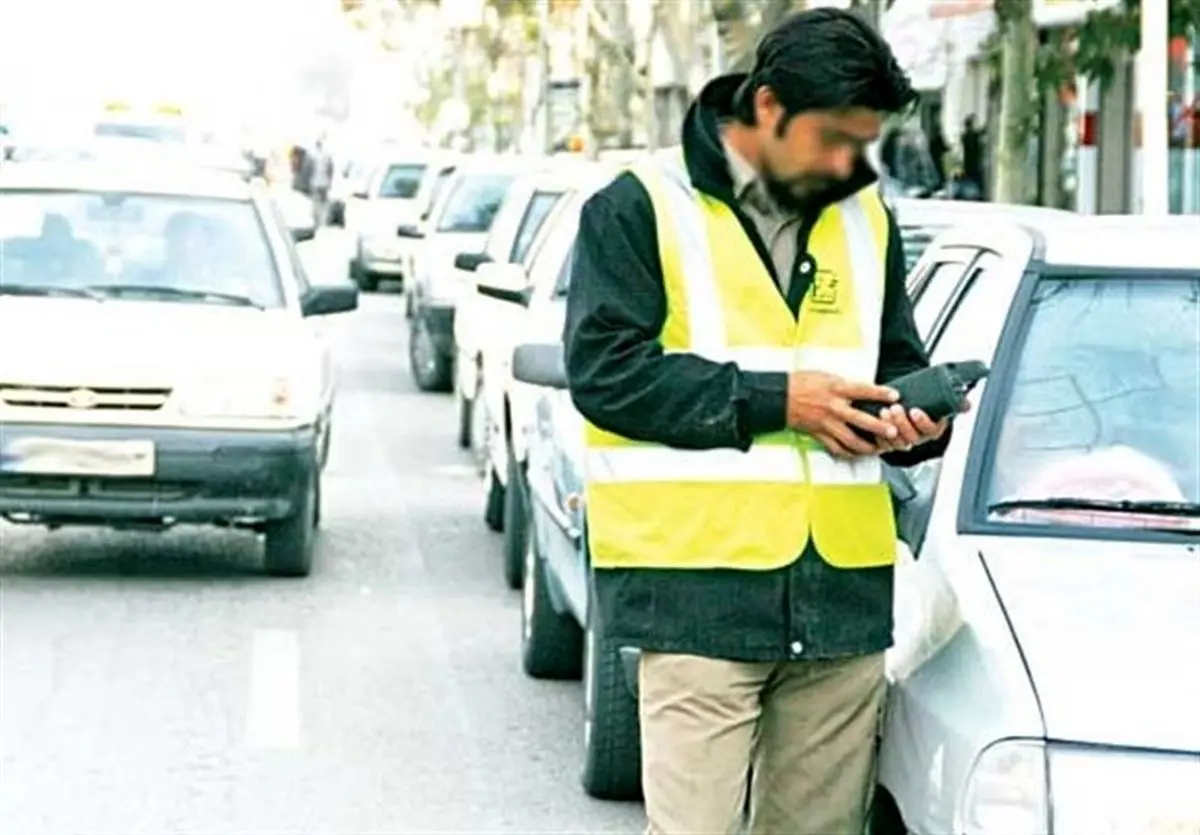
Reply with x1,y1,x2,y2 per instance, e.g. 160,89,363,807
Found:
564,8,961,835
307,138,334,228
961,114,985,196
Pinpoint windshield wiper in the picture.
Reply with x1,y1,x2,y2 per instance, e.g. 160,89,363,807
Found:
988,497,1200,518
0,284,103,300
87,284,262,309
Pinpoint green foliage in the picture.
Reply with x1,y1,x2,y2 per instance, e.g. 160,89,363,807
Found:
1073,0,1200,87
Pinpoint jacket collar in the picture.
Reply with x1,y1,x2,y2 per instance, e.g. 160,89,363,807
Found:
680,73,878,210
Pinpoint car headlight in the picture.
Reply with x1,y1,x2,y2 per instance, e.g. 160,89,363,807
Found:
958,739,1200,835
176,377,313,421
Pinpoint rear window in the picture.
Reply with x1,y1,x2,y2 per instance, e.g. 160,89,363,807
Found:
900,224,942,273
0,190,284,308
95,121,187,145
377,164,426,199
436,174,514,234
511,190,563,264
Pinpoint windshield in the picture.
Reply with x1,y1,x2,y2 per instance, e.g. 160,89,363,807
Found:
376,164,425,199
0,190,284,308
436,174,514,233
95,121,187,144
984,274,1200,531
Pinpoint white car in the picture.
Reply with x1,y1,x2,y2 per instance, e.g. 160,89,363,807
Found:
0,163,358,577
452,161,609,461
470,165,615,588
871,214,1200,834
405,156,539,391
346,152,448,292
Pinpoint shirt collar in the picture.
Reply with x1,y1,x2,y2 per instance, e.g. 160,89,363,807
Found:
721,135,780,217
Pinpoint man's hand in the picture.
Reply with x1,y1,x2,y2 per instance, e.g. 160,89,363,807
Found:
786,372,902,459
872,401,971,453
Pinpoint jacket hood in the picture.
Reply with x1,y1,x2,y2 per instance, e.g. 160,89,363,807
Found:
680,73,878,209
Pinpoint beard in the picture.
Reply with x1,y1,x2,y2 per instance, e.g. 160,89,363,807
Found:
761,169,839,213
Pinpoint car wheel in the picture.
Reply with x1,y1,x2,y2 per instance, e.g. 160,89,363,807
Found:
502,453,528,589
580,575,642,800
468,374,490,476
868,788,907,835
484,465,505,533
520,508,583,679
404,292,414,319
409,315,451,392
264,473,318,577
455,385,472,450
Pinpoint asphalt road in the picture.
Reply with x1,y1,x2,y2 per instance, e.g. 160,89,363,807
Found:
0,231,645,834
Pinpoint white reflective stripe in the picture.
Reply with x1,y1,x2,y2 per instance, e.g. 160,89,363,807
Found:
587,445,801,483
838,194,884,354
586,445,883,485
654,155,727,359
728,346,794,372
806,448,883,485
795,346,876,381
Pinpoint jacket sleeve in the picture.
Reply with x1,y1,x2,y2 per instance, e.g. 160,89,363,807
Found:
563,173,788,451
876,209,953,467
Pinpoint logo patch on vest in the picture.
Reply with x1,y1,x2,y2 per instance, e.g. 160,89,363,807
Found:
809,269,842,313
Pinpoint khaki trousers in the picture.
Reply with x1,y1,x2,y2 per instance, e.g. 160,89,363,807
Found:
639,651,886,835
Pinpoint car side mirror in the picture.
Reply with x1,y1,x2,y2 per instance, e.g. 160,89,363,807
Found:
301,284,359,317
512,343,567,389
454,251,491,272
475,262,531,306
290,226,315,243
352,189,369,199
396,223,423,239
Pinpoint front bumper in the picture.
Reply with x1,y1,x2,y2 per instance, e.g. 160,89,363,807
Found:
0,422,318,526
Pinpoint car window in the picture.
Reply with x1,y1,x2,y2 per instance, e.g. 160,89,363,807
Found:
376,164,426,199
435,174,514,233
911,257,975,345
552,248,574,298
926,252,1003,354
981,274,1200,533
0,190,285,308
511,190,563,265
900,224,945,274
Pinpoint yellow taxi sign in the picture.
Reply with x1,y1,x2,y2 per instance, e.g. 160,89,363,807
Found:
103,101,131,113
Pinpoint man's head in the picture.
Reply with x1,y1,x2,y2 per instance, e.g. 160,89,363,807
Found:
730,8,916,207
964,114,977,131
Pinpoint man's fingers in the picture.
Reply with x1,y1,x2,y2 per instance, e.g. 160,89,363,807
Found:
833,380,900,404
814,432,853,459
824,420,878,457
834,402,898,440
909,408,946,438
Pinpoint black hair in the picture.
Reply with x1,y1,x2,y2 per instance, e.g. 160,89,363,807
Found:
733,8,917,128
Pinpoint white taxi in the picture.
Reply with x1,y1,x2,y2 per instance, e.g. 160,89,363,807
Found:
0,163,358,577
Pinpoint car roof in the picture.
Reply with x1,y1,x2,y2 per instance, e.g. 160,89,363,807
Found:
522,160,619,192
0,161,253,200
1037,215,1200,270
892,197,1075,227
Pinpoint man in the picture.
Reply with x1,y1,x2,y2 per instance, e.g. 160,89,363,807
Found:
306,138,335,228
961,114,985,196
563,9,961,835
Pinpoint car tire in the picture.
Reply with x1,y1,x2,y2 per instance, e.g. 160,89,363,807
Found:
409,314,452,392
580,575,643,801
520,509,583,680
264,473,318,577
484,465,504,532
868,788,907,835
456,387,472,449
502,453,528,589
404,292,414,319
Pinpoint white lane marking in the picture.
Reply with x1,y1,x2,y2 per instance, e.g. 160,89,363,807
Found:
245,629,302,750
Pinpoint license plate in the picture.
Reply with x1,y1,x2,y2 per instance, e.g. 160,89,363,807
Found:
0,437,156,477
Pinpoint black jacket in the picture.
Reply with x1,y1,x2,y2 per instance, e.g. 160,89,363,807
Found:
564,74,950,662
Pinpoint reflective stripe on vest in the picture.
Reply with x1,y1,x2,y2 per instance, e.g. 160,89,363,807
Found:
584,149,897,572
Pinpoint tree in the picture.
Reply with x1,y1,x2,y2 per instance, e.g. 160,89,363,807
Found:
993,0,1038,204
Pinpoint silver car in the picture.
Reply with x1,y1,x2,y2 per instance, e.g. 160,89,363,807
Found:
874,215,1200,835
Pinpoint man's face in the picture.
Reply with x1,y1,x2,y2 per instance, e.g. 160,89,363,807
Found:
754,88,882,207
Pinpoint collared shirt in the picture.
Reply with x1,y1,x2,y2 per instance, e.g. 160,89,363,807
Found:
721,136,804,297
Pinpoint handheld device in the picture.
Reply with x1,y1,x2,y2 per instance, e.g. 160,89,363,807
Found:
851,360,990,443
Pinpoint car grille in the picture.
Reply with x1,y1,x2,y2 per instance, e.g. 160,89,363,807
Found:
0,384,172,411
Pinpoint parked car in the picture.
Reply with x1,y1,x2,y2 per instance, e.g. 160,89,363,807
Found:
468,163,615,589
0,162,358,577
503,184,643,801
890,197,1073,273
346,151,446,292
399,159,460,317
405,156,535,391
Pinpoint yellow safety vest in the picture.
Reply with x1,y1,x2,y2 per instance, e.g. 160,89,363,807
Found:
585,150,897,572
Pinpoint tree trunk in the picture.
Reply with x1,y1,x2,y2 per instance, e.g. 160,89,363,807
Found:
993,0,1037,204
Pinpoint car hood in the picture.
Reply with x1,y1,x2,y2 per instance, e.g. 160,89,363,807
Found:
0,297,313,385
981,537,1200,751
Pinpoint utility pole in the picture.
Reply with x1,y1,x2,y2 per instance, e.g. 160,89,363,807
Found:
1138,0,1169,215
539,0,553,153
993,0,1037,204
